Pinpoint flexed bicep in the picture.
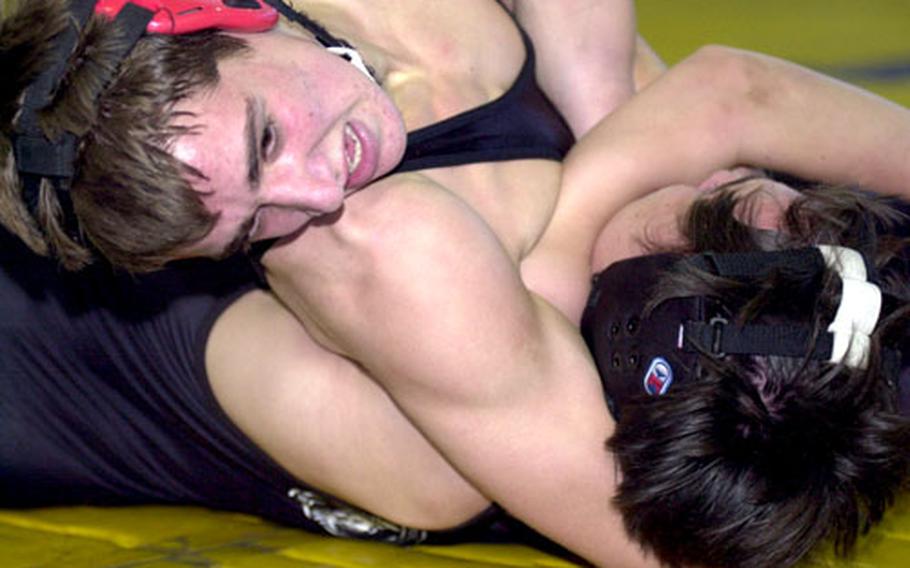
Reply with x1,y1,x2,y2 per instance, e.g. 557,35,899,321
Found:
261,177,656,568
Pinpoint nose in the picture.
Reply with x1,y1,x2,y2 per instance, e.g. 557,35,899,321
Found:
262,153,346,214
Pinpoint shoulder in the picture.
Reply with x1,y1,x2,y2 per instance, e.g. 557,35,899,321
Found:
265,174,482,269
258,171,524,360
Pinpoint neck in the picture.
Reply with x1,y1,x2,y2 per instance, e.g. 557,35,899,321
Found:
287,1,394,81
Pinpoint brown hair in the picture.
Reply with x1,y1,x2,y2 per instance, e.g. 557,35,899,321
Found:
610,182,910,568
1,0,249,271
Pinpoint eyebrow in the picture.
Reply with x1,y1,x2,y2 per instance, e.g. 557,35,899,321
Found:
245,95,263,189
217,96,262,258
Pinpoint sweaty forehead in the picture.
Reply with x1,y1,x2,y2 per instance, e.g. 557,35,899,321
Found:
170,86,254,258
172,76,249,182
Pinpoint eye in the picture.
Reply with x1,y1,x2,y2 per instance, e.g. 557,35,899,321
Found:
260,119,279,161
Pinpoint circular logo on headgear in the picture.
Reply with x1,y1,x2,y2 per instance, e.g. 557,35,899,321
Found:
642,357,673,396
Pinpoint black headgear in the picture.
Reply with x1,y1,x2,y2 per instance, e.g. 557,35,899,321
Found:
581,247,908,420
12,0,158,235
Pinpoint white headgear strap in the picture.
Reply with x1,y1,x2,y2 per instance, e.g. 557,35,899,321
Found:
327,46,376,82
817,245,882,369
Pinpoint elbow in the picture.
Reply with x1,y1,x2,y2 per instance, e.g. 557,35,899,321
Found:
671,45,774,157
684,44,755,82
683,44,776,114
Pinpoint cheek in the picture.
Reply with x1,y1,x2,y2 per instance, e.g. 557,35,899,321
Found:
378,95,407,164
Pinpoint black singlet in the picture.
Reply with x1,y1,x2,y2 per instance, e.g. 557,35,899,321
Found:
393,23,573,173
0,230,279,513
0,222,546,545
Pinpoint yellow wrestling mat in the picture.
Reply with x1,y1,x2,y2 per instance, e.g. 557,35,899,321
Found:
3,0,910,567
637,0,910,107
1,495,910,567
0,506,576,567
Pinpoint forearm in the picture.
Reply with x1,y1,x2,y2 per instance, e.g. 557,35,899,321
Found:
724,46,910,196
512,0,637,138
543,45,910,276
617,44,910,199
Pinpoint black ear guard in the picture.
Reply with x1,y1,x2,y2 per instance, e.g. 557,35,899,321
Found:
581,248,909,420
582,253,706,419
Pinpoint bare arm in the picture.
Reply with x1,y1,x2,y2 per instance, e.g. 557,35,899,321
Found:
510,0,637,138
262,179,658,568
564,44,910,252
206,289,490,529
524,45,910,321
632,35,667,89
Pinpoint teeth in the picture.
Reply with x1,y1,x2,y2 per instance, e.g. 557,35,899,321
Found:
344,124,362,174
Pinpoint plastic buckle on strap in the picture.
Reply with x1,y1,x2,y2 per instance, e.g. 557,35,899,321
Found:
708,316,728,357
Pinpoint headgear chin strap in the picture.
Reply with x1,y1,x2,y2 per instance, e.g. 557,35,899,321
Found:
581,246,906,420
817,245,882,368
13,2,153,195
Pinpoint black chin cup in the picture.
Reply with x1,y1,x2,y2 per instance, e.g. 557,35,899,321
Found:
582,254,712,420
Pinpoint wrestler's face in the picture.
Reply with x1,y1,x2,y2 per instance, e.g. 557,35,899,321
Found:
591,172,801,272
172,28,406,258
